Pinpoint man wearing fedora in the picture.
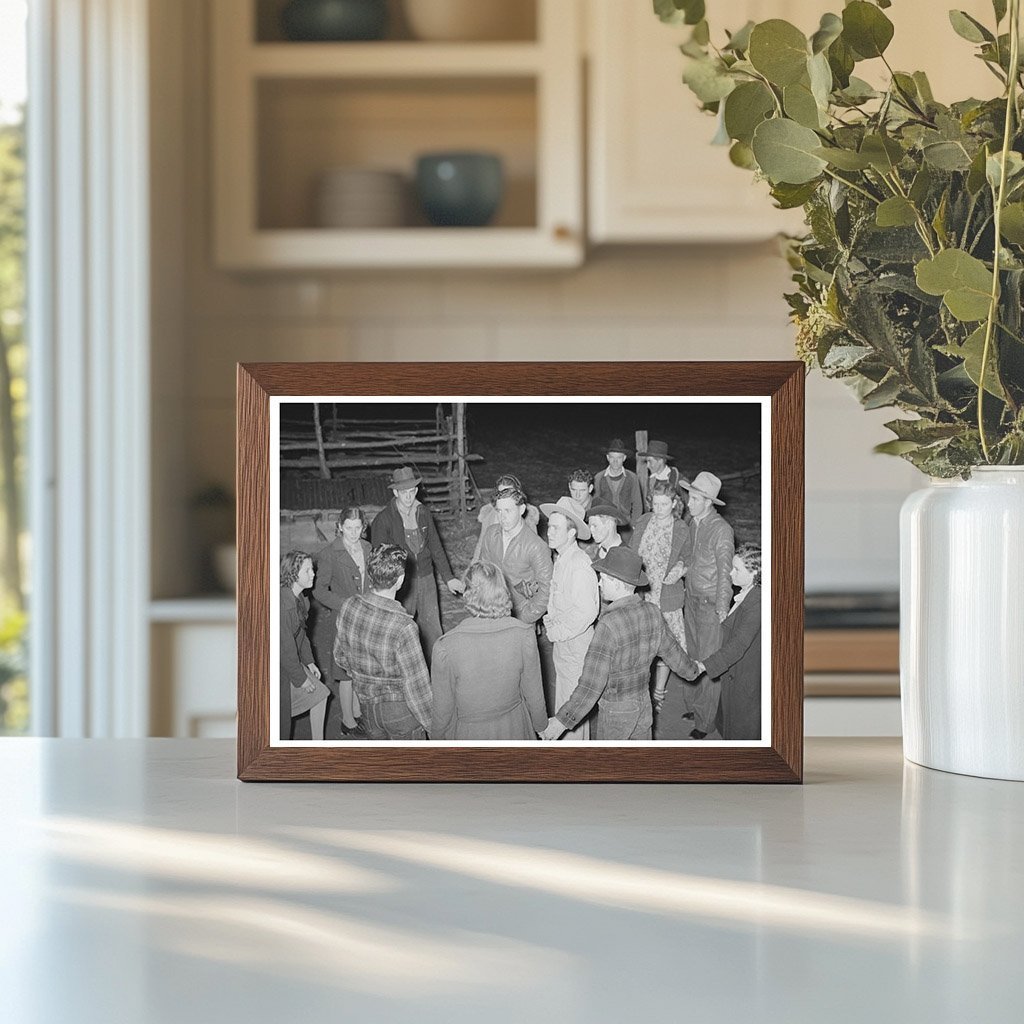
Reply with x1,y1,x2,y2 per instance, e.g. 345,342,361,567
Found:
679,470,735,739
370,466,464,666
540,496,600,740
587,503,628,562
476,483,552,624
593,438,643,527
640,440,680,513
541,547,698,741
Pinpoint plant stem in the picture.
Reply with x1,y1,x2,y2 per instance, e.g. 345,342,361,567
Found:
822,167,880,205
978,0,1021,462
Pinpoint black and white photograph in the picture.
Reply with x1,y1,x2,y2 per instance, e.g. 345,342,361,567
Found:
270,396,770,747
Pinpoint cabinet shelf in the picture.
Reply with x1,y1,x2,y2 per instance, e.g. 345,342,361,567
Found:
212,0,582,269
249,42,544,78
217,226,580,270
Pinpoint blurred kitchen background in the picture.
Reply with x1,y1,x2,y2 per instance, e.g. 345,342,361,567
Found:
2,0,996,739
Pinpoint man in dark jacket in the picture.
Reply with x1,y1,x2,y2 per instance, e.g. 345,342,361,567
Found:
476,485,552,624
541,547,698,741
370,466,464,665
680,470,735,739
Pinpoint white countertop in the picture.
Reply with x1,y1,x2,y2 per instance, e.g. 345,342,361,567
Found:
1,738,1021,1023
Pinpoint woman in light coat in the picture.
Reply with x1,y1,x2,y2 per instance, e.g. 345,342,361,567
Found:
430,561,548,740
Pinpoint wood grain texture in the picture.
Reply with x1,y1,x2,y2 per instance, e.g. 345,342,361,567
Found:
805,629,899,674
236,361,805,783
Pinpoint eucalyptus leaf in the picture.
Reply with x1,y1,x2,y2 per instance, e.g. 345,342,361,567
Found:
810,12,843,54
940,325,1006,398
874,438,922,455
808,52,833,110
916,250,994,322
1000,203,1024,245
813,146,872,171
723,81,775,145
748,20,809,87
912,71,935,104
784,81,824,129
993,0,1008,24
842,1,894,59
752,118,828,184
948,10,994,44
683,57,736,104
967,144,991,194
986,151,1024,191
770,180,820,209
827,35,856,89
724,20,755,53
922,140,973,171
876,197,918,228
653,0,704,26
836,76,879,105
692,19,710,45
860,133,904,173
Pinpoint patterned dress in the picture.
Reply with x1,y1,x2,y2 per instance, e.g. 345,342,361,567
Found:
638,514,688,651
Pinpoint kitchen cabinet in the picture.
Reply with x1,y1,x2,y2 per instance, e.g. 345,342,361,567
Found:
588,0,809,243
211,0,583,268
586,0,998,244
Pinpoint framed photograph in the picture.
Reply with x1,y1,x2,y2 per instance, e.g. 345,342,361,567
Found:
237,362,803,782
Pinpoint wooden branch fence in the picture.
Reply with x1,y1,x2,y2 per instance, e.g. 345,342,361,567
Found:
280,403,480,518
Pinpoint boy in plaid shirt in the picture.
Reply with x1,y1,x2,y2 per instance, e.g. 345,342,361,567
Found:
334,544,432,740
542,547,698,741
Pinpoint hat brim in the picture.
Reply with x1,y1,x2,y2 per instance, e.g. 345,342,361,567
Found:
540,502,592,541
391,478,422,491
587,504,629,526
678,478,724,505
640,451,674,461
606,446,631,456
592,556,648,588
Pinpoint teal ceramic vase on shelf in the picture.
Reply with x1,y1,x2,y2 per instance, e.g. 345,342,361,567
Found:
415,152,504,228
280,0,388,41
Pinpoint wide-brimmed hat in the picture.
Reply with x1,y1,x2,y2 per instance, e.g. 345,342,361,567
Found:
641,440,673,461
540,496,592,541
606,438,631,455
389,466,421,491
679,470,725,506
592,546,648,587
587,503,628,527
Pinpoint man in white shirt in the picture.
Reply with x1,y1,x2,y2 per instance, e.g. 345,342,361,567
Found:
539,496,600,740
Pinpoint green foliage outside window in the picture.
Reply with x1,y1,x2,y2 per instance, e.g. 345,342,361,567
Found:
0,110,27,733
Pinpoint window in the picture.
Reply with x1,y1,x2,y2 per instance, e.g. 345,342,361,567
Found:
0,0,27,734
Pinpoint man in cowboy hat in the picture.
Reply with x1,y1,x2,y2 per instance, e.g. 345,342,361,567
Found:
475,483,552,624
639,440,680,513
539,496,600,740
541,547,699,741
679,470,735,739
593,438,643,526
587,503,628,562
370,465,464,665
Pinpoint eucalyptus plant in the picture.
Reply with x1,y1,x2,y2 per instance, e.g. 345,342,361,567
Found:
657,0,1024,476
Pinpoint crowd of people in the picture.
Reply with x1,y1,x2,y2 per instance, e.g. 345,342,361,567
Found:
279,439,763,743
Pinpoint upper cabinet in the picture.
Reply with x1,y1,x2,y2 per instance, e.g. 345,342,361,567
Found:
587,0,813,243
211,0,584,269
586,0,1001,245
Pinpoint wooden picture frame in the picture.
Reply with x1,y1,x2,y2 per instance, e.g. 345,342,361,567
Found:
237,362,804,782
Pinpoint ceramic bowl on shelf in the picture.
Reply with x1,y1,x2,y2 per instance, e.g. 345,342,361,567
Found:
414,152,504,227
315,167,407,228
280,0,388,42
403,0,535,42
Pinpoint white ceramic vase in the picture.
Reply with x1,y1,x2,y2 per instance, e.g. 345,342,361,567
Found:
900,467,1024,781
